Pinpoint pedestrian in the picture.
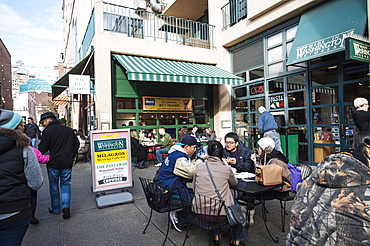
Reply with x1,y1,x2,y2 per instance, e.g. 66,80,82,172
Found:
24,117,41,147
352,97,370,132
156,135,206,232
257,106,283,153
38,112,79,219
16,121,50,225
223,132,254,173
0,109,43,245
155,127,173,167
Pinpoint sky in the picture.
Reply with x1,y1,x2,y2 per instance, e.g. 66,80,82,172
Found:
0,0,63,81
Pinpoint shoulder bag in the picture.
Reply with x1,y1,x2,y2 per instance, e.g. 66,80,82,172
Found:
205,162,245,227
255,163,283,186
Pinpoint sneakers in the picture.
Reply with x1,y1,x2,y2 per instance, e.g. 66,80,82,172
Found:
155,163,162,167
62,208,70,219
30,217,39,225
169,211,183,232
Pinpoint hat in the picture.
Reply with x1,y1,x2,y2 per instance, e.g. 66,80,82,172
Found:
0,109,22,129
177,135,197,146
258,106,266,114
40,112,56,124
353,97,368,108
258,137,275,154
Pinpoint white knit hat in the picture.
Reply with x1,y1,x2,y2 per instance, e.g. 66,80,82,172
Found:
258,137,275,154
258,106,266,114
353,97,368,108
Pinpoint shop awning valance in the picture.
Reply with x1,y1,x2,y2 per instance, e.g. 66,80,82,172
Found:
113,54,244,85
286,0,367,66
52,51,94,98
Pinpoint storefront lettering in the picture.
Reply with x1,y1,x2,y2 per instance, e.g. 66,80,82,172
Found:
250,85,264,95
296,30,354,60
353,43,370,59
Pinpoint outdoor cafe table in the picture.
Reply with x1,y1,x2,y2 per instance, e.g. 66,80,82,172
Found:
230,179,283,244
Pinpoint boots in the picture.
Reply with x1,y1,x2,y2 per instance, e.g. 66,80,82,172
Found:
137,160,145,169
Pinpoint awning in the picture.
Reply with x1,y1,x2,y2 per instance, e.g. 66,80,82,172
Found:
52,51,94,98
286,0,367,66
113,54,244,85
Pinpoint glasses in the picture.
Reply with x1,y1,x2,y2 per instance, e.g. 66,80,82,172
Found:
225,141,236,145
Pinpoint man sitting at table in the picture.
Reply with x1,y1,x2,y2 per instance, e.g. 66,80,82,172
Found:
223,132,254,173
155,127,173,167
156,135,206,232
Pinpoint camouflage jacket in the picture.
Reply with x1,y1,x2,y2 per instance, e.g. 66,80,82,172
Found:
286,154,370,245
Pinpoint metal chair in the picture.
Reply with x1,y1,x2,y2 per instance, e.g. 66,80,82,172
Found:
74,143,90,164
139,177,182,246
178,188,230,246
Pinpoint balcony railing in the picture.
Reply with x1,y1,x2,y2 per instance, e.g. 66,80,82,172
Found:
222,0,248,30
103,2,215,49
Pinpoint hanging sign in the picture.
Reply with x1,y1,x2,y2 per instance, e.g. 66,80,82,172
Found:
142,96,192,112
69,74,90,94
90,129,132,192
345,38,370,63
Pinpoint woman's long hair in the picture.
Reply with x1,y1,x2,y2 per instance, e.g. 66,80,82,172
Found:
352,131,370,161
207,140,223,161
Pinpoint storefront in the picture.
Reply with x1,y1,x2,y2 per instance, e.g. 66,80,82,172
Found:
230,0,369,164
112,54,243,140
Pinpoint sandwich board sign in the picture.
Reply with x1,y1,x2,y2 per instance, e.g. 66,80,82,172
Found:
90,129,133,207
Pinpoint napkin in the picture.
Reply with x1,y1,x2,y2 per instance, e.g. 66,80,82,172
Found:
235,172,256,179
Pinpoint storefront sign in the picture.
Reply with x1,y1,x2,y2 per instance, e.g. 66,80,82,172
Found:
345,38,370,63
249,83,264,95
292,29,354,64
143,96,192,112
269,95,284,109
19,79,51,93
90,129,132,192
69,74,90,94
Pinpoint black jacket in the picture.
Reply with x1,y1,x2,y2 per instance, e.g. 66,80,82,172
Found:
352,109,370,132
24,122,41,139
223,140,254,173
39,120,79,169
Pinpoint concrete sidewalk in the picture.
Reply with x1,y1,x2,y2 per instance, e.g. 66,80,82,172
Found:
22,160,292,246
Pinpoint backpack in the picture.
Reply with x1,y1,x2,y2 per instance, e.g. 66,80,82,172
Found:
287,163,303,193
147,181,172,209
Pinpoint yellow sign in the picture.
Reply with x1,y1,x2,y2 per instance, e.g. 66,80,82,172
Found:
94,149,127,164
143,96,192,112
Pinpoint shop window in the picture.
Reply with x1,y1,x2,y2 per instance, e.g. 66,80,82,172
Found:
310,52,344,65
268,62,284,76
268,78,284,93
116,113,136,126
288,109,307,125
249,67,264,80
287,74,306,91
343,81,370,103
116,97,136,109
312,86,338,106
286,26,298,41
268,46,283,63
159,113,176,125
235,101,248,113
267,32,282,47
194,99,209,111
311,67,338,86
139,113,157,125
249,82,265,96
178,113,194,125
288,91,305,107
343,62,369,81
235,113,248,127
249,98,265,112
235,87,246,98
195,113,210,124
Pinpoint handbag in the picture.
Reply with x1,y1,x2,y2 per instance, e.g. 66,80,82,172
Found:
255,163,283,186
205,162,245,227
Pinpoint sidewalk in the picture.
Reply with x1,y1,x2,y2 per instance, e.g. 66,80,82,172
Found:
22,160,292,246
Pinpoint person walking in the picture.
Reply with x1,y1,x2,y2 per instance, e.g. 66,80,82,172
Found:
352,97,370,133
0,109,43,245
155,127,173,167
257,106,283,153
23,117,41,147
38,112,79,219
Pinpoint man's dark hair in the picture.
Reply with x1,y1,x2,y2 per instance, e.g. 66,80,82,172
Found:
208,141,223,160
28,117,33,121
224,132,239,142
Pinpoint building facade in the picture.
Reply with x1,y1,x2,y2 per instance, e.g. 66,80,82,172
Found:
0,39,13,110
55,0,370,164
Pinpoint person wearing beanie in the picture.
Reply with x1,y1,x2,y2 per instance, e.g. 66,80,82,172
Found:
38,112,79,220
0,109,43,245
257,106,283,153
352,97,370,133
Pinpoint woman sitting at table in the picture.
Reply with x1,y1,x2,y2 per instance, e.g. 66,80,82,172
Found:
193,140,245,246
130,130,147,168
201,127,217,141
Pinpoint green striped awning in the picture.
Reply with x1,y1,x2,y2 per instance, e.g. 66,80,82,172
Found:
113,54,244,85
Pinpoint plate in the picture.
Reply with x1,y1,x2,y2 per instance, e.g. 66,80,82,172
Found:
235,172,256,179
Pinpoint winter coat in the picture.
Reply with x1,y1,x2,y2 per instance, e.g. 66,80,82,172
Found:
158,133,173,149
193,156,237,215
24,122,41,139
30,146,50,164
38,119,79,169
287,153,370,245
258,111,278,135
223,140,254,173
0,128,43,225
352,109,370,132
130,137,147,162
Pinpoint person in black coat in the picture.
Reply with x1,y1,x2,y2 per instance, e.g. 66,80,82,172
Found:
24,117,41,147
130,130,147,168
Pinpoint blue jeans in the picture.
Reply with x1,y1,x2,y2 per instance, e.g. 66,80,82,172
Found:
0,216,30,246
155,148,168,163
263,130,283,153
47,167,72,213
30,138,37,148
